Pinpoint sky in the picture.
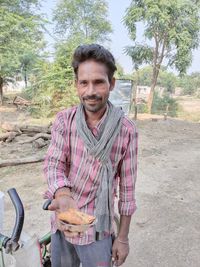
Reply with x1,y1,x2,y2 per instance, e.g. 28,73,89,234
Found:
41,0,200,74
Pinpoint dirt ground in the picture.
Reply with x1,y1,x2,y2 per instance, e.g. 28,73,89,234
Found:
0,103,200,267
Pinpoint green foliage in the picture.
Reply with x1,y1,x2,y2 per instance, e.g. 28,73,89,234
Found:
124,0,200,111
26,59,79,117
132,66,177,93
28,0,113,117
137,103,148,113
177,72,200,96
152,92,178,117
0,0,45,102
157,70,177,94
132,66,152,86
0,1,44,76
53,0,112,43
115,63,125,79
125,44,153,70
124,0,200,74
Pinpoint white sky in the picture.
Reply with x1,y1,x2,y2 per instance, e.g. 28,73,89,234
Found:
41,0,200,74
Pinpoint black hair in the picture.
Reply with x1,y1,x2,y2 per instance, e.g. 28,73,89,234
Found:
72,44,117,82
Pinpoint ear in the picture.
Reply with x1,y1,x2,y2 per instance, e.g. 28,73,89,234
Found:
109,77,115,92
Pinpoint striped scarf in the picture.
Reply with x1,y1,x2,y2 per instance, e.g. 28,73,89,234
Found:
76,101,124,232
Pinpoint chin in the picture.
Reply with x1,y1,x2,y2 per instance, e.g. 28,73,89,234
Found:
84,103,105,113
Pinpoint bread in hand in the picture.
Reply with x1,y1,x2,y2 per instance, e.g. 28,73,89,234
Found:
58,208,95,225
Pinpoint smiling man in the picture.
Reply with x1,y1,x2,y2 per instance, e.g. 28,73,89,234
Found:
43,44,138,267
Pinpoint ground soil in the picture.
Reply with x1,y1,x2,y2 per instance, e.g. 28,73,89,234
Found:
0,103,200,267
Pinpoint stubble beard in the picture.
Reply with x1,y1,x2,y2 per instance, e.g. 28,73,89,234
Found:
81,95,109,113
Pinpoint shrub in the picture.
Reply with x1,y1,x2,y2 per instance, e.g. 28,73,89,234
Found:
152,92,178,117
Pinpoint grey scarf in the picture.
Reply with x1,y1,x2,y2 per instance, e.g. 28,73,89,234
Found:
76,101,124,232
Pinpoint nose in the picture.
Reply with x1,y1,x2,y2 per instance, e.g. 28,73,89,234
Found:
87,82,95,95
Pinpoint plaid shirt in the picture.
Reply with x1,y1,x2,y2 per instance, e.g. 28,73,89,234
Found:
43,105,138,245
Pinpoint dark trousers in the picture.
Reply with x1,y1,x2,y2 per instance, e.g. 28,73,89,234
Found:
51,231,113,267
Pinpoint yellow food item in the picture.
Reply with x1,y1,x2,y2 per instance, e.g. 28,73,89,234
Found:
58,208,95,225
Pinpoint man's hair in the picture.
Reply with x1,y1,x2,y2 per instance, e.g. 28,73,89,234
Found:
72,44,117,82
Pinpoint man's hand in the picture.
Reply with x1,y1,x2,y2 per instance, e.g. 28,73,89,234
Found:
112,238,129,266
48,188,82,238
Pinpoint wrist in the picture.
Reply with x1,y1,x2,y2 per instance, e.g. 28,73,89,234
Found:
116,237,129,245
54,187,71,199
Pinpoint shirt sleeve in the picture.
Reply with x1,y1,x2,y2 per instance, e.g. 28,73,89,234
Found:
43,111,71,199
118,124,138,216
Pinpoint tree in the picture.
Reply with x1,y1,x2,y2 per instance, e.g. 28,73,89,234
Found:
178,72,200,95
53,0,112,43
115,63,125,79
28,0,113,116
124,0,200,112
0,0,44,104
132,66,177,93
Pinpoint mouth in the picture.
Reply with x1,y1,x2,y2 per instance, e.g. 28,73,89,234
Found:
84,99,101,104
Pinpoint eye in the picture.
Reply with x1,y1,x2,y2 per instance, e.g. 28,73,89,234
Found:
79,80,87,86
95,79,104,84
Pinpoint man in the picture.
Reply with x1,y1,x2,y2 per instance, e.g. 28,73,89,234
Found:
43,44,138,267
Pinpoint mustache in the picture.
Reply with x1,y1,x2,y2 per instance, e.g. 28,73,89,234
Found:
82,95,102,101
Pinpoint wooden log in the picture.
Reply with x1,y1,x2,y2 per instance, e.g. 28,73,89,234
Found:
1,122,22,133
1,122,51,134
6,132,19,143
18,133,51,144
20,125,51,134
32,138,47,149
0,132,19,141
0,156,45,168
13,96,32,106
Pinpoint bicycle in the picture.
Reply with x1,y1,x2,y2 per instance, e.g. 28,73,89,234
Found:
0,188,120,267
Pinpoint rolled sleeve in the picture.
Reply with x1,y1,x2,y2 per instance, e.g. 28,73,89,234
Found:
43,112,71,199
118,200,137,216
118,124,138,216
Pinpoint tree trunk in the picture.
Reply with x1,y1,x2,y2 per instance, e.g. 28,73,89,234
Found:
147,63,162,113
0,76,3,105
24,67,27,88
147,35,167,113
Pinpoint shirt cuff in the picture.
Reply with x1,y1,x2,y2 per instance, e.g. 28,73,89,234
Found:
118,200,137,216
43,179,71,199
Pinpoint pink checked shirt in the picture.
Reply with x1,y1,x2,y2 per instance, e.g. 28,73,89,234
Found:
43,105,138,245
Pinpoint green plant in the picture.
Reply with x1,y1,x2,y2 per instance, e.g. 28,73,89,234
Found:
152,92,178,117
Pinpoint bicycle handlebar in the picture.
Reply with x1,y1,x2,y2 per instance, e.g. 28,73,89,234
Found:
42,199,51,211
8,188,24,244
1,188,24,253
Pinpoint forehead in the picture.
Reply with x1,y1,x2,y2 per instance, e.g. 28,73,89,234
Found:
77,60,108,80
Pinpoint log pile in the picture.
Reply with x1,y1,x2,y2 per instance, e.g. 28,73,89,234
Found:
0,122,52,167
0,122,52,144
13,96,32,109
0,156,45,168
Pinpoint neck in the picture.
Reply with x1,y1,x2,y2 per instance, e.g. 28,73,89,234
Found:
84,106,107,127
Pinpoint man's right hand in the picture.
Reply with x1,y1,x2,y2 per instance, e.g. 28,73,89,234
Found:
48,188,81,238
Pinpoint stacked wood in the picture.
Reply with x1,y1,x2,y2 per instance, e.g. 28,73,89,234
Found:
0,122,52,143
1,122,51,134
32,138,47,149
13,96,32,107
18,133,51,144
0,132,20,142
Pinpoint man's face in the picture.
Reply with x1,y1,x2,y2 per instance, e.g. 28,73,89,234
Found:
75,60,115,113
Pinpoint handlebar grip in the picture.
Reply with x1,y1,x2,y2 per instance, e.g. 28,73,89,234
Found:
43,199,52,210
7,188,24,244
